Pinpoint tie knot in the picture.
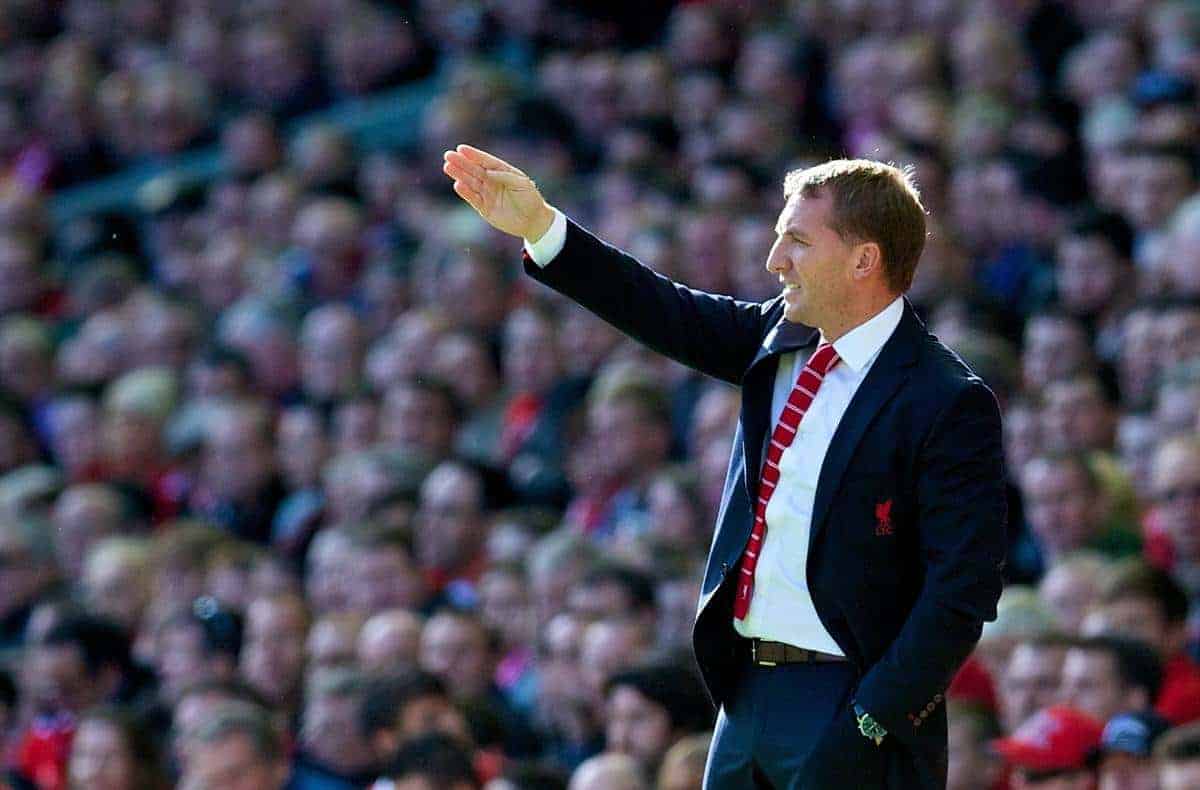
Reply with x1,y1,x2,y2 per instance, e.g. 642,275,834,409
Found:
811,343,840,375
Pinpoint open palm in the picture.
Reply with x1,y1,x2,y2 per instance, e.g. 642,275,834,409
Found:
442,144,553,241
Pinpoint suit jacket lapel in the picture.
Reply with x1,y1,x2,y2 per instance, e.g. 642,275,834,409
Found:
808,300,921,550
740,316,819,503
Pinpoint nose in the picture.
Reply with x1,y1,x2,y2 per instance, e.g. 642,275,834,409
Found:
765,239,786,275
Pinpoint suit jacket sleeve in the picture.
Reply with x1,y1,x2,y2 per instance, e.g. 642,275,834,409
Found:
853,380,1007,748
522,217,773,386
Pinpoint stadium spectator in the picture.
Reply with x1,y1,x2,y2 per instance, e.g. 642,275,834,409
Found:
0,1,1198,786
1094,710,1170,790
1060,636,1164,724
178,701,289,790
991,706,1104,790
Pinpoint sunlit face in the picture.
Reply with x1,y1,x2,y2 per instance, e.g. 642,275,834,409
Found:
1060,648,1131,724
1151,444,1200,562
605,686,674,768
765,190,858,327
68,718,135,790
1001,643,1064,732
180,733,286,790
1020,458,1098,556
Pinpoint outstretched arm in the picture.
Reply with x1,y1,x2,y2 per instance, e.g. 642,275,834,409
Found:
443,144,773,385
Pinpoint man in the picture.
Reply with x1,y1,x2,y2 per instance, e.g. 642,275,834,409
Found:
343,526,429,617
1059,636,1162,725
291,668,377,789
179,701,289,790
81,537,152,634
990,706,1103,790
358,610,424,675
565,379,672,540
1040,376,1116,454
154,600,242,705
566,563,657,628
239,593,310,716
1094,711,1169,790
579,617,653,706
1001,637,1068,732
419,608,538,757
413,462,489,596
378,378,461,463
1089,560,1200,725
190,401,285,544
0,517,59,650
1019,453,1118,572
14,616,137,789
358,671,471,768
603,662,713,773
444,144,1007,787
1020,312,1093,395
1147,436,1200,600
298,305,365,407
946,704,1003,790
49,483,127,578
172,679,269,771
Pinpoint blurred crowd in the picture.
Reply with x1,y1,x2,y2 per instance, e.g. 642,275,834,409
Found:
0,0,1199,789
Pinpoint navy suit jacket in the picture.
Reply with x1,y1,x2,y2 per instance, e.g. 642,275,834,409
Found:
524,218,1007,788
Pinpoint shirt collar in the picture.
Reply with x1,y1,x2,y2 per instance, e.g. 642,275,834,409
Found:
821,296,905,373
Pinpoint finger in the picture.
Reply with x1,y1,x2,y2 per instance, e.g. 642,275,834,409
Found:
443,160,484,192
487,170,534,190
457,144,525,175
444,150,486,179
453,180,484,212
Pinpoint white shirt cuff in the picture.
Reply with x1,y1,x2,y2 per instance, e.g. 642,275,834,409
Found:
523,207,567,267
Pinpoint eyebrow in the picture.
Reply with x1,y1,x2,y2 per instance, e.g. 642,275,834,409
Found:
776,224,809,240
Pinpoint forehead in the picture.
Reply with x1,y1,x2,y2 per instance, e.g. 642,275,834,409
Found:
1065,645,1115,669
777,190,835,233
1009,646,1060,673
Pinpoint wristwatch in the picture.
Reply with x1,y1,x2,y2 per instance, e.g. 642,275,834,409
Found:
853,701,887,746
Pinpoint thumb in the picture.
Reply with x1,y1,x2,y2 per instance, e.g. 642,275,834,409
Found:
487,170,535,190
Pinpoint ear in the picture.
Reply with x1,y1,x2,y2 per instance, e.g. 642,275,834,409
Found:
851,241,883,281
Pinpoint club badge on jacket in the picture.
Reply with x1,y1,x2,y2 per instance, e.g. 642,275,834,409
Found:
875,499,894,536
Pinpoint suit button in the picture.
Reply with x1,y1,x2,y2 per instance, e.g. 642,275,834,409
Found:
926,703,935,713
934,694,943,703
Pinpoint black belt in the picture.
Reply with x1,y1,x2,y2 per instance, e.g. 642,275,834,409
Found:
747,639,848,666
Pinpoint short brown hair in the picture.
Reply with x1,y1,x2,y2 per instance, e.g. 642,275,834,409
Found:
189,700,284,763
784,159,928,293
1101,559,1190,625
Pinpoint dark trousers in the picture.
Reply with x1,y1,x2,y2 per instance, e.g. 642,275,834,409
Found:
702,660,862,789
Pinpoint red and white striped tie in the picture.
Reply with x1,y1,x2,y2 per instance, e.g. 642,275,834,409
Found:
733,342,840,620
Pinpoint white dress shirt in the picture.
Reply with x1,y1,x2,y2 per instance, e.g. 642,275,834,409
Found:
525,209,905,653
733,295,904,653
524,206,569,266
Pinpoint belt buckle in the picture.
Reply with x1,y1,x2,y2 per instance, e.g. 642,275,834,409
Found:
752,640,776,667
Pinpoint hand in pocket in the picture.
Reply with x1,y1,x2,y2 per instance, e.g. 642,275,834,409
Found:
799,705,886,789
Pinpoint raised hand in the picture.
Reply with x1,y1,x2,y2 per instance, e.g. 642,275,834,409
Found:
442,144,555,242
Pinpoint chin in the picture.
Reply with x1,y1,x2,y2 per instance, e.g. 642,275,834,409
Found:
783,304,808,324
